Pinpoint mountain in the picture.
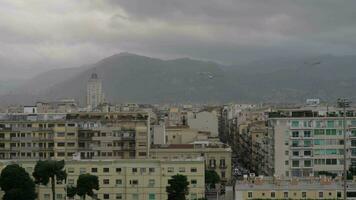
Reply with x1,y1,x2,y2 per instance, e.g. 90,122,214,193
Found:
1,53,356,105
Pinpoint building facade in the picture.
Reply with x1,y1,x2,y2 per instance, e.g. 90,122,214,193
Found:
0,112,150,160
234,177,356,200
150,142,232,184
269,109,356,178
0,159,205,200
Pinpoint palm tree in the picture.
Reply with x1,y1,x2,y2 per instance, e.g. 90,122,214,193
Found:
33,160,67,200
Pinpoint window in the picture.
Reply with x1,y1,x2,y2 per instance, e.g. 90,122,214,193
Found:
319,192,323,198
103,168,109,173
168,167,174,173
56,194,63,200
191,179,197,185
91,168,98,173
179,167,185,172
314,129,325,135
149,193,156,200
56,132,65,137
103,194,109,199
292,140,299,147
351,140,356,147
131,180,138,185
285,151,289,156
302,192,306,198
116,193,122,200
116,179,122,185
292,160,299,167
337,192,342,198
140,168,146,173
191,167,197,172
271,192,275,198
284,192,288,198
304,160,312,167
57,142,65,147
293,151,299,156
304,150,312,156
149,179,155,187
116,168,122,173
67,168,74,173
292,131,299,137
138,152,147,156
304,140,312,147
132,168,138,173
79,168,86,174
285,160,289,165
149,168,155,173
304,131,311,137
103,179,110,184
248,192,252,198
291,121,299,127
44,194,50,200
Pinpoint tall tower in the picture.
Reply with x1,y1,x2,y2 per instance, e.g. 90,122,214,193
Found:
86,72,104,110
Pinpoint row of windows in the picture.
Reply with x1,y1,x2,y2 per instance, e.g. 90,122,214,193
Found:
290,119,356,128
67,166,199,174
247,191,342,199
43,192,160,200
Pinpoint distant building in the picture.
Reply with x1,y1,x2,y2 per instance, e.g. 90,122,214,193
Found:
187,110,219,137
86,72,104,110
23,106,37,114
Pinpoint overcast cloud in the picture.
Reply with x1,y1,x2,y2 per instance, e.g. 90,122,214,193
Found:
0,0,356,76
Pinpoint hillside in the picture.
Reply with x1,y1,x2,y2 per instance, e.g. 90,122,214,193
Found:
1,53,356,105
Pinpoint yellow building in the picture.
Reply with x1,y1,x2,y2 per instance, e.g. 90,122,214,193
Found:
0,159,205,200
234,176,356,200
150,141,232,184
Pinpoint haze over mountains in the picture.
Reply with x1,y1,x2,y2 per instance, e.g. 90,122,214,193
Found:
0,52,356,105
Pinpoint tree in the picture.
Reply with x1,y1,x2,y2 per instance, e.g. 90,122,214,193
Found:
33,160,67,200
166,174,190,200
66,185,77,200
0,164,37,200
76,173,99,200
205,170,220,189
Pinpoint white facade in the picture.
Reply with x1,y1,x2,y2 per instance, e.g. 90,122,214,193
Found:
152,123,166,145
187,111,219,137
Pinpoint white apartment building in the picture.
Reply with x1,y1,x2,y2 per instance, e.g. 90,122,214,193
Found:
269,109,356,178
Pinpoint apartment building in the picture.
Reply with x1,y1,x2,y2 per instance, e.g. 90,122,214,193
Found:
269,109,356,178
234,176,356,200
0,112,150,160
150,141,232,184
0,158,205,200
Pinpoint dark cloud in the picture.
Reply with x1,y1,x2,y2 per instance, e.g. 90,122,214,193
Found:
0,0,356,78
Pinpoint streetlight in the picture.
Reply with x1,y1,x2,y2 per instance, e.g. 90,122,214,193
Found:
337,98,351,200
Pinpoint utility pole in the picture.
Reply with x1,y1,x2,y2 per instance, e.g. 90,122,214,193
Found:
337,98,351,200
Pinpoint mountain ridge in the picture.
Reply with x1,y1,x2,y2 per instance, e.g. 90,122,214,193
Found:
1,52,356,106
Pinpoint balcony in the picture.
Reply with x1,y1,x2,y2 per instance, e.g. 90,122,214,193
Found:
207,165,216,170
219,165,227,169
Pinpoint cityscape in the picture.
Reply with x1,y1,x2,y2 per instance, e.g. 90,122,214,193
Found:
1,1,356,200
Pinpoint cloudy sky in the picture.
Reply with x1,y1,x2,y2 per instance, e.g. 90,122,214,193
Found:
0,0,356,76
